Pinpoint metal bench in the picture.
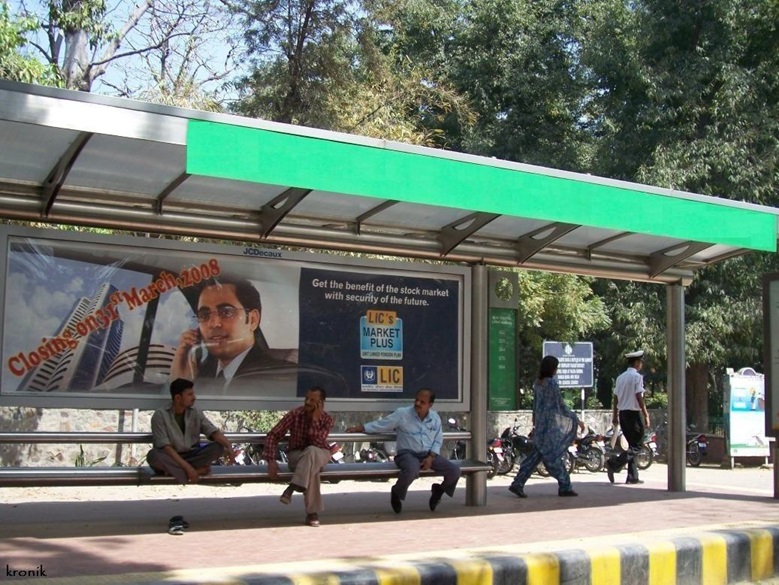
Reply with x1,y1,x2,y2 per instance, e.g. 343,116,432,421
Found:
0,431,492,488
0,460,492,487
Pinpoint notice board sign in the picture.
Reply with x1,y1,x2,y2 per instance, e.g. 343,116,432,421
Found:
541,341,593,388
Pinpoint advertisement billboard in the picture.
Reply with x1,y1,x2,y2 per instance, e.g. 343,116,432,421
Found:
0,227,468,411
724,369,768,457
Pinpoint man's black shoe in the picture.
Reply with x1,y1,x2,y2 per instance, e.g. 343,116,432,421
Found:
429,483,444,511
606,465,615,484
390,486,402,513
558,490,578,497
508,485,527,498
625,478,644,485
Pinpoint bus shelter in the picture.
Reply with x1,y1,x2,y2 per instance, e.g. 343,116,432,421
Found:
0,79,777,503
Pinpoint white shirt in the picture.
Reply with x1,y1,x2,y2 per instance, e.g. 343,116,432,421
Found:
613,367,644,411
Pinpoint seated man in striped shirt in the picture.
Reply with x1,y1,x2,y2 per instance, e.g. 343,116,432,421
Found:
263,386,334,527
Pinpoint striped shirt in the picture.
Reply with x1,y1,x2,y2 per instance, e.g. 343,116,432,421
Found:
262,405,334,459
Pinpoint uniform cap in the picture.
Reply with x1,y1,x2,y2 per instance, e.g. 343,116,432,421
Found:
625,350,644,359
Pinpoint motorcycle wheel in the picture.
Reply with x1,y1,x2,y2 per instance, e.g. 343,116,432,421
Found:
564,452,575,474
487,451,498,479
582,447,605,473
687,442,702,467
636,445,653,470
497,448,515,475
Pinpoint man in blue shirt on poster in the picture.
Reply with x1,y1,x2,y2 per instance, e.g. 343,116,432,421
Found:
346,388,461,513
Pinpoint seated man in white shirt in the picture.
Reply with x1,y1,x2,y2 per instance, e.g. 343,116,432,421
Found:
346,388,461,514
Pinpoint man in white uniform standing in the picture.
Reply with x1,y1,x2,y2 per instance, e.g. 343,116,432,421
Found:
606,350,651,484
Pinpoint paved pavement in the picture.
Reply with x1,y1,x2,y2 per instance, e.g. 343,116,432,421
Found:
1,463,778,583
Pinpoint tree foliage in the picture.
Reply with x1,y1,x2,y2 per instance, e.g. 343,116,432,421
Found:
516,271,610,402
583,0,779,428
373,0,596,169
226,0,475,145
0,1,60,83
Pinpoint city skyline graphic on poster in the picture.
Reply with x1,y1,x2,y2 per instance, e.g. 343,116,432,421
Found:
3,249,190,392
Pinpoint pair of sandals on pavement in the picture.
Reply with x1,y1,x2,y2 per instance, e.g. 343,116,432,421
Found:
168,515,190,535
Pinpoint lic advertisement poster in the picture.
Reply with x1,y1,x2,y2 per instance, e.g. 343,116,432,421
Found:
0,228,465,410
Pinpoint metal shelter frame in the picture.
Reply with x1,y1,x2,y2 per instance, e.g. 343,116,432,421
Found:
1,79,778,502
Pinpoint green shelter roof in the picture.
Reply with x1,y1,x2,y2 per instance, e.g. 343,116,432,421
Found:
1,80,777,284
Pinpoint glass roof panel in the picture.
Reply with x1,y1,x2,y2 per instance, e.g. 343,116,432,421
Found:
67,135,183,196
0,120,80,183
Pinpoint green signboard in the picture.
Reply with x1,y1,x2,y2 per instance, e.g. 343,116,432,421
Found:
489,307,517,410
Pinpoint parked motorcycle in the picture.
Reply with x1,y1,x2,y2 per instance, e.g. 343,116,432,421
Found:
572,427,606,473
636,430,658,470
353,438,393,481
686,430,708,467
500,417,574,477
501,420,534,473
491,436,514,475
218,426,285,466
603,426,655,471
448,418,503,479
228,426,344,467
355,439,395,481
328,441,345,464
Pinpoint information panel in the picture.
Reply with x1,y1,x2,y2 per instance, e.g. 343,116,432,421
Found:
541,341,593,388
488,307,516,410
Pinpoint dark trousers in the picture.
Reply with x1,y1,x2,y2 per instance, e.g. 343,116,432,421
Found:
393,451,461,499
146,442,224,484
607,410,644,481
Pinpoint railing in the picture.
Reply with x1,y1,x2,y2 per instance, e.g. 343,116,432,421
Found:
0,431,472,445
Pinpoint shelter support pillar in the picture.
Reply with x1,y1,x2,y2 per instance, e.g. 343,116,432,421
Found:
466,264,488,506
667,283,686,492
774,443,779,499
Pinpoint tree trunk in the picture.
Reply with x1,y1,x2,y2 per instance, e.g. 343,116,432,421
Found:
686,362,709,433
63,29,91,91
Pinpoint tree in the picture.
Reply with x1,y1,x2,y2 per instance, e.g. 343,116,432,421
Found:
586,0,779,202
516,271,611,406
585,0,779,430
374,0,597,170
225,0,360,126
227,0,475,146
10,0,240,98
0,0,60,83
590,279,667,409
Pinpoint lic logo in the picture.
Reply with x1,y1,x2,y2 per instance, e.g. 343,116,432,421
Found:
362,366,377,383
